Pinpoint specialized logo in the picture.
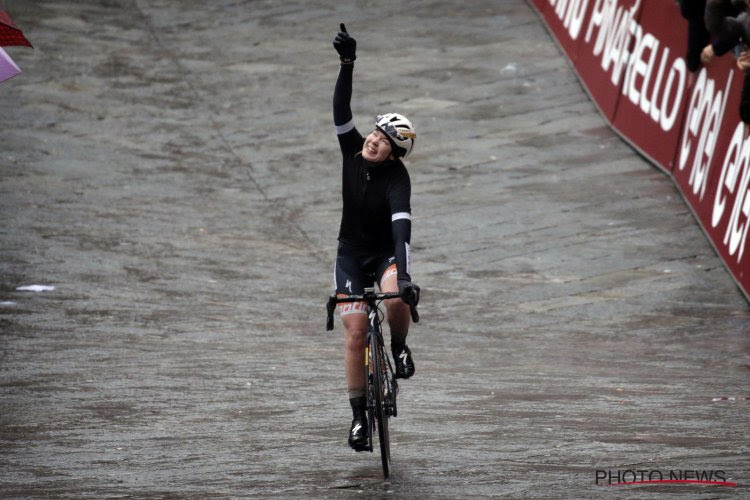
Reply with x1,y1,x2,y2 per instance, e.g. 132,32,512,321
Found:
352,423,362,435
346,279,352,293
399,351,408,362
382,266,398,281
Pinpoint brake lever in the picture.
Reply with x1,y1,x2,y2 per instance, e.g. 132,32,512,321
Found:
410,303,419,323
326,296,336,331
406,286,420,323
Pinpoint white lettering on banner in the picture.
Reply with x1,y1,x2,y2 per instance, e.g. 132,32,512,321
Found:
548,0,589,39
585,0,641,86
583,0,685,131
623,29,686,132
678,69,733,200
624,28,652,107
712,122,750,263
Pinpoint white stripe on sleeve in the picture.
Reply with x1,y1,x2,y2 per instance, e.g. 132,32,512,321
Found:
391,212,411,222
405,242,411,275
335,119,355,135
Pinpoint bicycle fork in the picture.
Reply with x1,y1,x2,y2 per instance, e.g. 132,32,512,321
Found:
368,307,398,419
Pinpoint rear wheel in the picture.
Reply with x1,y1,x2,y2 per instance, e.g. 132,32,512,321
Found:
371,333,390,479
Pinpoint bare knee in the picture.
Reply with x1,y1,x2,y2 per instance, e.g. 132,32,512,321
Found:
344,325,367,351
342,312,367,351
385,298,410,322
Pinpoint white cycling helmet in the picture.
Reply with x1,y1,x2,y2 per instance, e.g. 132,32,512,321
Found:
375,113,416,159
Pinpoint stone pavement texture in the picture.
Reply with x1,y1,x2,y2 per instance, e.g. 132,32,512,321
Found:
1,0,748,497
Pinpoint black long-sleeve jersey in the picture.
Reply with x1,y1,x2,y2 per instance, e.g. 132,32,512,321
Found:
333,63,412,282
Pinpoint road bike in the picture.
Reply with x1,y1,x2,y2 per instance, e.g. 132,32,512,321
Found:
326,287,419,479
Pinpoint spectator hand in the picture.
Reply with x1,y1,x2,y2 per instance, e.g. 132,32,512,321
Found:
333,23,356,63
738,49,750,72
701,44,715,64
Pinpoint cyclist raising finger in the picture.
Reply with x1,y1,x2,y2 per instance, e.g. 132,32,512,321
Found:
331,23,420,452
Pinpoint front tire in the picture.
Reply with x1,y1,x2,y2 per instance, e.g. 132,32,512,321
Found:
371,334,390,479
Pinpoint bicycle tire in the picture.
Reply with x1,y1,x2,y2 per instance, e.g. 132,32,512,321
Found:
366,343,375,454
371,332,390,479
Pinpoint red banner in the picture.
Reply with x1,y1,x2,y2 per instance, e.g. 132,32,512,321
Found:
674,56,749,291
535,0,645,121
610,0,688,170
528,0,750,301
531,0,587,59
527,0,549,15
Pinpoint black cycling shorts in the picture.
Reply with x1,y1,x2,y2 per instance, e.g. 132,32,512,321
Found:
334,242,396,295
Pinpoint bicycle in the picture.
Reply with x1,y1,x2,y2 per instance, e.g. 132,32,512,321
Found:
326,287,419,479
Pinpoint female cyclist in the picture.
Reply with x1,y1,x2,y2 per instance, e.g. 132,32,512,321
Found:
331,24,420,451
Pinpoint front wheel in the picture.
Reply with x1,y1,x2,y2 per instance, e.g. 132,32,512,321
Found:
370,333,390,479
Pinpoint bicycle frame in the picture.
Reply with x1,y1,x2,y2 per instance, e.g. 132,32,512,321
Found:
365,304,398,420
326,288,401,478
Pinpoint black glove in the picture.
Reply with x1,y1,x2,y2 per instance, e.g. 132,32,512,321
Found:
398,279,420,323
333,23,356,63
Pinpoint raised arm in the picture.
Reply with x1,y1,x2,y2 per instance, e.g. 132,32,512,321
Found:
333,63,354,132
333,24,356,133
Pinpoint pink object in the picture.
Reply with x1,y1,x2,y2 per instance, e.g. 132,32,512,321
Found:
0,46,20,83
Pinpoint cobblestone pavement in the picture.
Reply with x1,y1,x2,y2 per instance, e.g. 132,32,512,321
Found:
1,0,748,497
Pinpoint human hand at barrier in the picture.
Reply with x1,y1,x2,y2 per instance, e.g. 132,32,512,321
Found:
701,44,715,64
687,70,696,89
738,49,750,72
333,23,356,64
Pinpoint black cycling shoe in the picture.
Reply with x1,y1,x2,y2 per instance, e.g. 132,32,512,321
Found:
348,414,368,451
392,344,415,379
